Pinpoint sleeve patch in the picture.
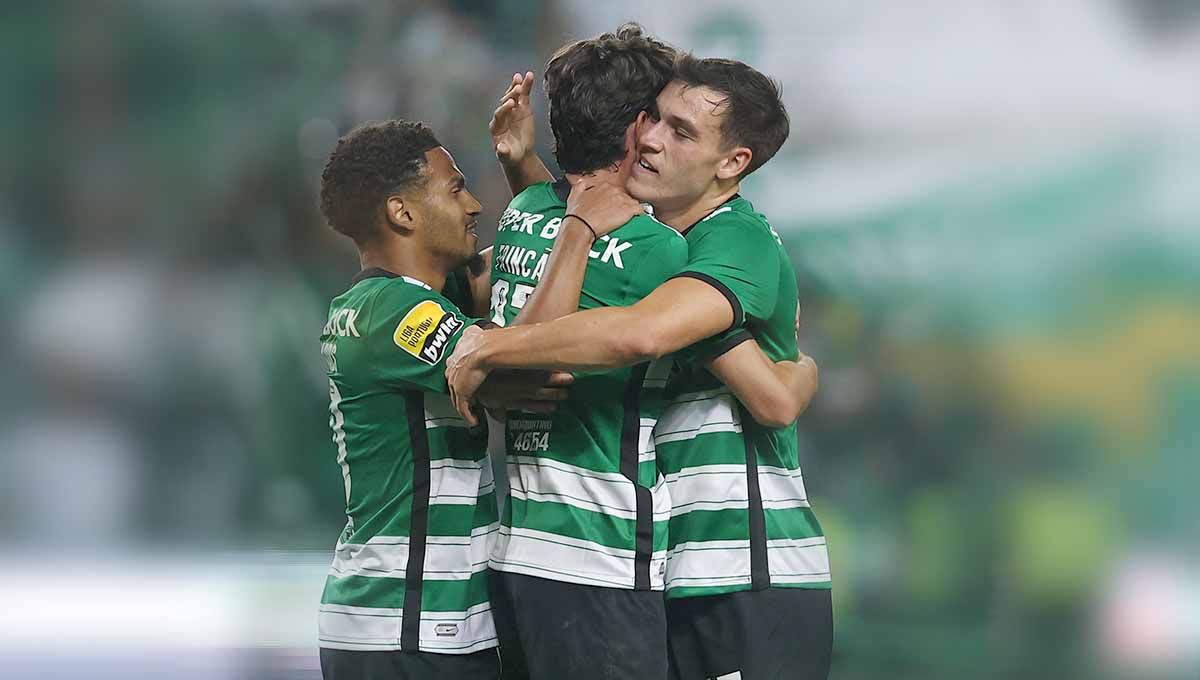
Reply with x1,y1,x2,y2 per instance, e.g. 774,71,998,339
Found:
393,300,464,365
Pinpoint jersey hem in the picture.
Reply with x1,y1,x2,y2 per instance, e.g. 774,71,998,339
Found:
489,559,665,591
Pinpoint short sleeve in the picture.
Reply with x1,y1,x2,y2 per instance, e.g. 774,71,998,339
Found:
673,215,780,327
441,268,473,313
366,284,482,394
675,325,753,366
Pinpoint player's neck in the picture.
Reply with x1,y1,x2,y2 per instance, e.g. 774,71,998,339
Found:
654,182,741,232
565,168,624,188
359,247,448,292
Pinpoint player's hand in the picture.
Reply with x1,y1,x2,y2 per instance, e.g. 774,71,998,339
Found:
490,71,536,166
565,181,643,238
446,326,492,426
476,370,575,413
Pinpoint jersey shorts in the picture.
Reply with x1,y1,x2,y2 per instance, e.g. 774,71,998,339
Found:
318,268,499,657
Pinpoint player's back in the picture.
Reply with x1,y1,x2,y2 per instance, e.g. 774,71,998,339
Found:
488,178,687,590
318,271,498,654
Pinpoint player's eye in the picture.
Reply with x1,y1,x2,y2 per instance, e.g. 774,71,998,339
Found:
674,127,690,140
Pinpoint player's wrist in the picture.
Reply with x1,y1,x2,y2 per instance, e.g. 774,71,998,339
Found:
562,214,599,243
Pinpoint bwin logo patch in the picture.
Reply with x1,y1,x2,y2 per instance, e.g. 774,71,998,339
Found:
393,300,464,365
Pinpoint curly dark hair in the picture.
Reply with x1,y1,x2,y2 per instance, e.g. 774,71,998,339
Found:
544,23,675,174
319,120,441,242
673,54,789,178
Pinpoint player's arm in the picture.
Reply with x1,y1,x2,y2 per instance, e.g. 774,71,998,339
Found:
491,71,553,196
705,335,819,428
447,278,732,422
446,217,779,420
369,287,570,414
512,181,642,325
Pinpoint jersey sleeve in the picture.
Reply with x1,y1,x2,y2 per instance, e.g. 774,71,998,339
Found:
364,283,483,394
677,325,754,365
441,268,473,313
673,215,780,328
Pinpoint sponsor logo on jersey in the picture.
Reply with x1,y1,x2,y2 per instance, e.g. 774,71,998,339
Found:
434,623,459,637
393,300,464,365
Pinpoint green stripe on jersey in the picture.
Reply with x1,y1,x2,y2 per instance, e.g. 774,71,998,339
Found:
318,271,499,652
489,180,687,590
659,196,831,599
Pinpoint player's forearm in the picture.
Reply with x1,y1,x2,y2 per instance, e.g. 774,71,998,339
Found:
479,306,652,372
500,154,554,197
511,219,592,326
773,356,819,421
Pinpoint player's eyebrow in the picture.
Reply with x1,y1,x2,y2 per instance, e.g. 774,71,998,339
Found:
664,112,701,138
449,174,466,190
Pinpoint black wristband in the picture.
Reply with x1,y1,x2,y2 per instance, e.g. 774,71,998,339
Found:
564,213,599,242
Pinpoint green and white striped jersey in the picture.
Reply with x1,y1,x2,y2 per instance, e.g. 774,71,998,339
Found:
318,269,498,654
488,179,687,590
657,196,831,599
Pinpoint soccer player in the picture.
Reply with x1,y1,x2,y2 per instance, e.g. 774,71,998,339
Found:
480,26,682,680
314,120,620,680
448,56,833,680
476,27,824,680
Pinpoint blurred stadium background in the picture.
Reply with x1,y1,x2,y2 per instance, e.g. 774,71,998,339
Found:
1,1,1198,678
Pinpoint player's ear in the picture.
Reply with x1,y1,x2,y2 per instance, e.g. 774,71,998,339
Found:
613,121,639,182
715,146,752,181
385,195,417,234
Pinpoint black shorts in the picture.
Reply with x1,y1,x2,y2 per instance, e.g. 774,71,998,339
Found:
490,570,668,680
320,647,499,680
666,588,832,680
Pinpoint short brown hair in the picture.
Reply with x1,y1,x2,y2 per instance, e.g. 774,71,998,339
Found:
673,54,789,178
544,23,675,174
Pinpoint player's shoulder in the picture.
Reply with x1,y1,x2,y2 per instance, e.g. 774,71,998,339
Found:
692,196,781,246
614,211,685,244
506,180,561,213
360,276,471,364
357,274,464,323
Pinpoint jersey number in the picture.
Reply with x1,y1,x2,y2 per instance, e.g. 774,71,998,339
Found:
489,280,535,326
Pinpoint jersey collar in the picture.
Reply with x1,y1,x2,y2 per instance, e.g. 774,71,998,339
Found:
351,267,399,284
552,176,571,204
680,193,741,236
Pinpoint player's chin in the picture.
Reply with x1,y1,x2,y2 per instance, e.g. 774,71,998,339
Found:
626,175,659,202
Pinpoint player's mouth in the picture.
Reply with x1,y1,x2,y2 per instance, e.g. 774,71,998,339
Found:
466,221,478,238
636,157,659,175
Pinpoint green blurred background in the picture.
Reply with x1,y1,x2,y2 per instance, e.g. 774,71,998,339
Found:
1,1,1197,678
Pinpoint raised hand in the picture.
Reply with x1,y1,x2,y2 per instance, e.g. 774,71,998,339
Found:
490,71,536,166
565,180,644,239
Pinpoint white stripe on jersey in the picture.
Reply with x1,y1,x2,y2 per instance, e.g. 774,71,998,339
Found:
505,456,671,523
655,389,742,444
489,525,667,590
319,601,497,653
330,523,498,580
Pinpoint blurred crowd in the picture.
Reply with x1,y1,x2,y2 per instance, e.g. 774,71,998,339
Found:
1,1,1198,678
